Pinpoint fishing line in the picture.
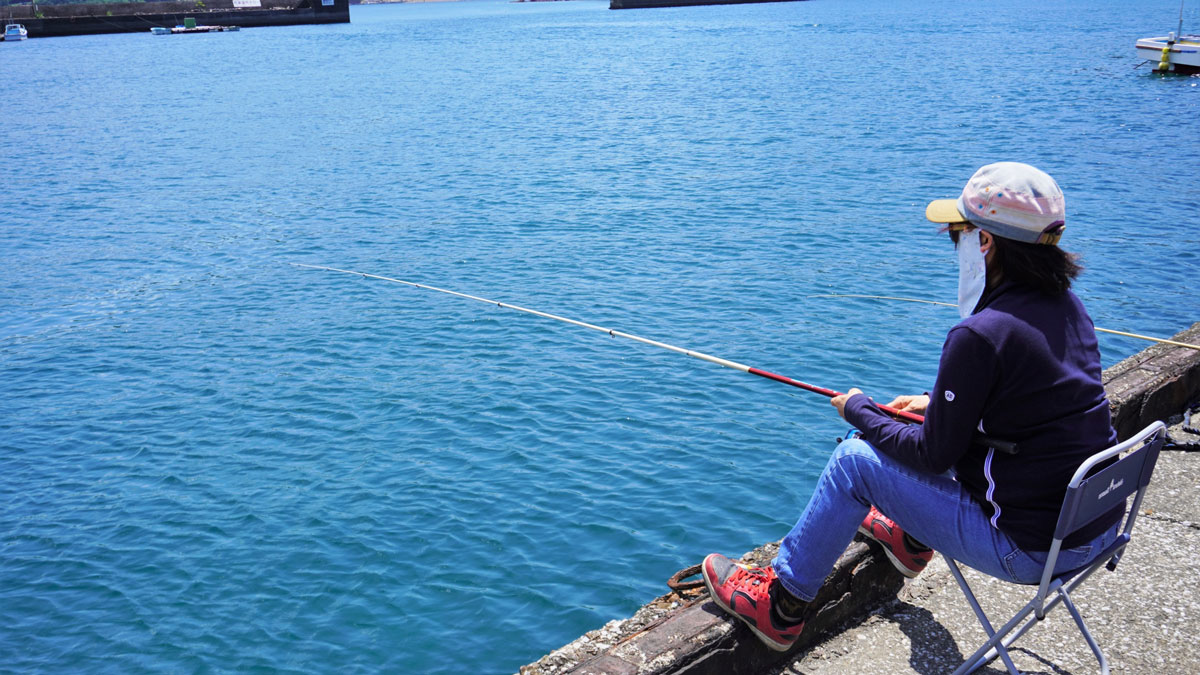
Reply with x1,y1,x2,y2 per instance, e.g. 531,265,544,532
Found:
293,264,916,417
293,264,1019,453
807,294,1200,352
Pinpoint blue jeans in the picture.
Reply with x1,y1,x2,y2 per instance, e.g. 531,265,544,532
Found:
772,436,1120,602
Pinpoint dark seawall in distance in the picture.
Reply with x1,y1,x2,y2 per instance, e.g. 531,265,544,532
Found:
7,0,349,38
610,0,804,10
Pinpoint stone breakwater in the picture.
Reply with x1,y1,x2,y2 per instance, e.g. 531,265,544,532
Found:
4,0,349,38
521,322,1200,675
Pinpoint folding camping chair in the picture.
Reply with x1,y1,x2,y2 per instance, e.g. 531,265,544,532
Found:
944,420,1168,675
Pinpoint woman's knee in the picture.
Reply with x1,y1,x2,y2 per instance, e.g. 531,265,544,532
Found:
830,436,880,466
823,436,884,487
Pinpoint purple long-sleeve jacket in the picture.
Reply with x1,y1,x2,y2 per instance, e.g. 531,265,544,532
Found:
844,281,1119,551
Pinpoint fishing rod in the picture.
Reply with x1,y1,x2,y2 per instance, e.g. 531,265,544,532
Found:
806,294,1200,352
293,264,1018,453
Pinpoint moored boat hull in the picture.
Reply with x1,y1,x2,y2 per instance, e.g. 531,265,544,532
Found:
1136,35,1200,73
4,23,29,40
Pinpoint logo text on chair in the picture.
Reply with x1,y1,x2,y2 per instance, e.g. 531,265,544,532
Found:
1098,478,1124,500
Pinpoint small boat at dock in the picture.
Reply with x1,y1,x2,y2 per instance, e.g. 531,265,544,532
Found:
4,23,28,40
150,18,240,35
170,23,240,34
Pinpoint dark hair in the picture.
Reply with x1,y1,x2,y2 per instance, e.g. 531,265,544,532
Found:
948,227,1082,295
988,235,1082,295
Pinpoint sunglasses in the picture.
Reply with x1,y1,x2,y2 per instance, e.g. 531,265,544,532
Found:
944,222,973,246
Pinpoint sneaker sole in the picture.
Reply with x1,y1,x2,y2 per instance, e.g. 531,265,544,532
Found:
858,524,924,579
701,557,794,652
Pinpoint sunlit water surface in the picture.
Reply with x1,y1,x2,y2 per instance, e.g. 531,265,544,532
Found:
2,0,1197,671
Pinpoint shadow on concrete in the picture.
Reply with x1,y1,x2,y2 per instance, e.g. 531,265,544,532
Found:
984,648,1077,675
887,602,964,675
887,602,1075,675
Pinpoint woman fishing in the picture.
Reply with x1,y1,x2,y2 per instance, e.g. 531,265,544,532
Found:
701,162,1123,651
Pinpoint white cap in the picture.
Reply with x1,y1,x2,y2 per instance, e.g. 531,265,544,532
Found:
926,162,1066,245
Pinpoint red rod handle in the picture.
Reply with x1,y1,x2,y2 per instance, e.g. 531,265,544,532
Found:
747,367,925,424
748,366,1017,454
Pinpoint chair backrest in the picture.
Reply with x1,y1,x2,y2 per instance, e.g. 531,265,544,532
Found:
1034,422,1167,600
1053,421,1167,543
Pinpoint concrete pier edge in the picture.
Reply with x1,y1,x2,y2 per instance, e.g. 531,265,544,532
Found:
4,0,349,38
520,322,1200,675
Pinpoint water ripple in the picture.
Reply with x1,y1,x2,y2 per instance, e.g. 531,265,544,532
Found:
2,1,1197,673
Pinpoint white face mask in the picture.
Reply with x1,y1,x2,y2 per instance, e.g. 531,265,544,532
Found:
957,228,987,318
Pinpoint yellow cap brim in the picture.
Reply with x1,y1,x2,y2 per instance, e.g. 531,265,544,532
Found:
925,199,968,224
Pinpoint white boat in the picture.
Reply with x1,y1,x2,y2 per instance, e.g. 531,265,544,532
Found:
1137,1,1200,73
3,23,28,41
1136,33,1200,73
169,24,240,34
150,18,240,35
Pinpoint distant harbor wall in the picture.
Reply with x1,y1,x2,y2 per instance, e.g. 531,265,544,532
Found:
521,321,1200,675
5,0,349,37
610,0,803,10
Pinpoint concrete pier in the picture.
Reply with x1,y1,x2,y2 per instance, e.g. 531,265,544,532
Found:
778,455,1200,673
521,322,1200,675
3,0,349,38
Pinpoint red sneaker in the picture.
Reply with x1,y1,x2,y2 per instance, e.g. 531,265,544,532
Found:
858,505,933,578
701,553,805,651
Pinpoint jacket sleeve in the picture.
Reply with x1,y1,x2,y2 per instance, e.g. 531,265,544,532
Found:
843,325,997,474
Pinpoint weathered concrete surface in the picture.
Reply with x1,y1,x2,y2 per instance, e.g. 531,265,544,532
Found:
1103,322,1200,442
521,541,906,675
1139,449,1200,525
521,323,1200,675
776,451,1200,675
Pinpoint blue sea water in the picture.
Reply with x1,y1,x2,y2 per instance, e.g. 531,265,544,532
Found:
1,0,1197,671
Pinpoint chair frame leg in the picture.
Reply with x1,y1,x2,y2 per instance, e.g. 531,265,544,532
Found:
1059,588,1109,674
947,557,1114,675
940,422,1163,675
947,559,1022,675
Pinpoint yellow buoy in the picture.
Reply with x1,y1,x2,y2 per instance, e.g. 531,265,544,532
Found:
1157,46,1172,72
